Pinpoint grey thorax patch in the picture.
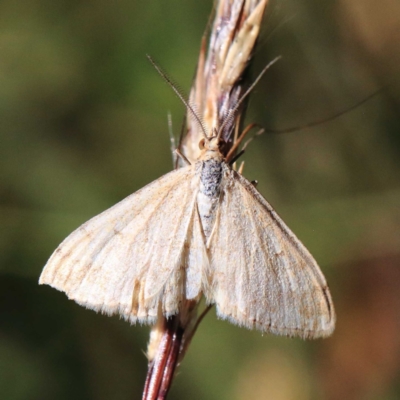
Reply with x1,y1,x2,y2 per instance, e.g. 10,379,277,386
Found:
195,159,224,241
199,159,223,197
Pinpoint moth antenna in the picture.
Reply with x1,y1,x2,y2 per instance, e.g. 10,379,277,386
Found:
147,55,209,138
217,56,282,140
261,87,385,135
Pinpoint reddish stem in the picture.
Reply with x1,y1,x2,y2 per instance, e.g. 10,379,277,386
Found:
142,317,184,400
158,323,184,399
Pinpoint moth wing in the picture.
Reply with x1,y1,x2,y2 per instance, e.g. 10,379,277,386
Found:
208,167,335,338
40,165,207,324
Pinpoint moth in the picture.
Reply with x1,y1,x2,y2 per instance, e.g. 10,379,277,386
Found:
40,125,335,339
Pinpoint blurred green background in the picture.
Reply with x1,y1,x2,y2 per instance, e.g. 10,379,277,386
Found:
1,0,400,399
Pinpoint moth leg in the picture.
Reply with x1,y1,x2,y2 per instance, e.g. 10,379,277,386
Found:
167,112,178,167
229,149,245,166
174,149,191,166
238,161,245,174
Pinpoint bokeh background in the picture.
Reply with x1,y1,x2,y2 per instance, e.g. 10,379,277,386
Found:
1,0,400,399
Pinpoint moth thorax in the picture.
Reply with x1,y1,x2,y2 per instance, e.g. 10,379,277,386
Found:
199,159,223,197
196,159,223,240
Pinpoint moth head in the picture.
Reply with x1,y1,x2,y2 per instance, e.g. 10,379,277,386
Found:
199,136,220,152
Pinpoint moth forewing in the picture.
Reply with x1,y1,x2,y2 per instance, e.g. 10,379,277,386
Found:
39,165,205,323
207,164,335,338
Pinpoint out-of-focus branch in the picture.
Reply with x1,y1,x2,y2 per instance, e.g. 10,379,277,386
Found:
180,0,269,164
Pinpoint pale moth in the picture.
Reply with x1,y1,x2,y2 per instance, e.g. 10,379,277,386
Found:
39,64,335,340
